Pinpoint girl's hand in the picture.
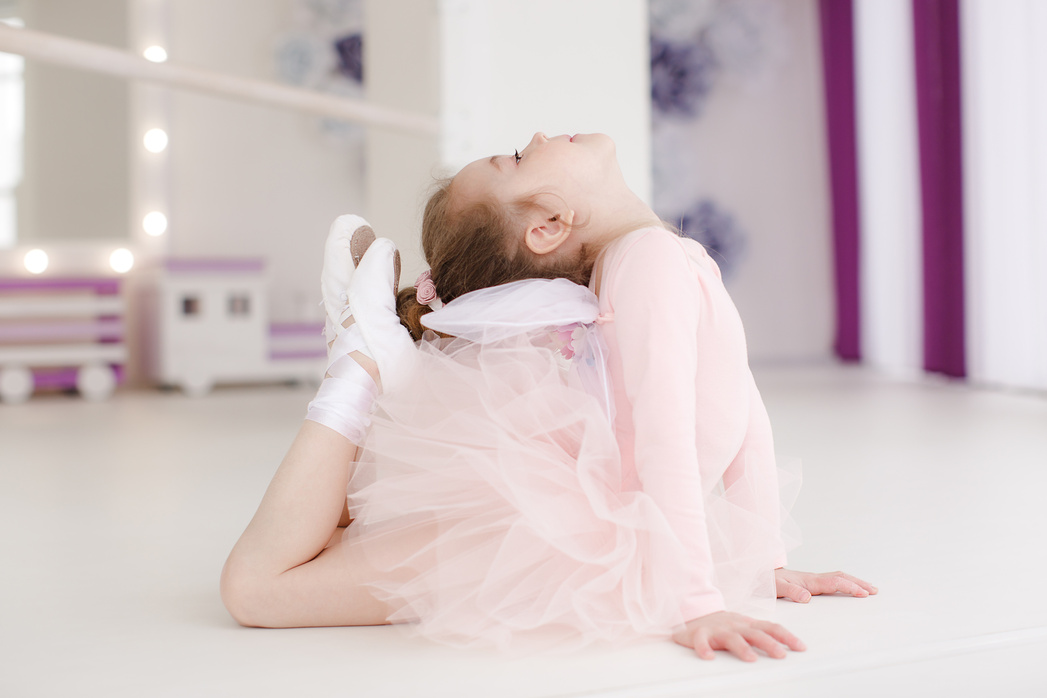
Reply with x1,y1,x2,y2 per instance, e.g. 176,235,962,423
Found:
775,568,878,603
672,611,805,662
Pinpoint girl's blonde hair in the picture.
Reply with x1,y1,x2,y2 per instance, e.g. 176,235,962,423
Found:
396,179,594,340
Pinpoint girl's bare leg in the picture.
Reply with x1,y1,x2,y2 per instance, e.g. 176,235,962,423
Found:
222,222,413,629
220,272,394,628
220,414,396,628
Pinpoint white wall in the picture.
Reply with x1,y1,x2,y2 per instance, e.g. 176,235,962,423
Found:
654,1,833,363
165,0,366,322
18,0,130,244
854,0,923,377
159,0,651,318
738,1,831,364
5,0,830,365
362,0,440,281
364,0,653,283
439,0,652,200
962,0,1047,390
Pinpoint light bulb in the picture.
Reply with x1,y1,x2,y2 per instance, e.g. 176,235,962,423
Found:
143,211,168,236
143,46,168,63
24,249,48,274
143,128,168,153
110,248,134,274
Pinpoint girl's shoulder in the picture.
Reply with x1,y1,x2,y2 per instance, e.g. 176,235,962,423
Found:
613,225,682,251
598,226,694,280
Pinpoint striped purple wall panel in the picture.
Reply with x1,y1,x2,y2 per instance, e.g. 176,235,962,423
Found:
913,0,967,378
0,319,125,343
32,365,125,391
0,278,120,294
163,259,266,274
819,0,862,362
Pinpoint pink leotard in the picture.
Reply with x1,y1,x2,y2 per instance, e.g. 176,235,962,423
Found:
592,226,788,621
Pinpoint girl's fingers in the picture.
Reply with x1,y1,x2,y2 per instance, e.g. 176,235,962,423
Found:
678,614,805,661
784,569,879,598
779,581,812,603
743,629,787,659
804,575,835,595
719,633,758,662
845,579,870,596
756,621,806,652
691,629,716,660
840,572,879,594
828,576,868,597
839,576,871,597
808,574,867,597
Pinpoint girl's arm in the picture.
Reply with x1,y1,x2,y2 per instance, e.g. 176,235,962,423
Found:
608,230,807,661
607,231,725,621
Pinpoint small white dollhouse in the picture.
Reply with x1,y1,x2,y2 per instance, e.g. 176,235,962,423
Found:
141,258,324,396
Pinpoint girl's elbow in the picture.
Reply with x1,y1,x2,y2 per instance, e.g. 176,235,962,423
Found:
220,557,273,628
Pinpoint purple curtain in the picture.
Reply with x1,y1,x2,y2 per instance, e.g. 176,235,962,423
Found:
818,0,861,362
913,0,966,377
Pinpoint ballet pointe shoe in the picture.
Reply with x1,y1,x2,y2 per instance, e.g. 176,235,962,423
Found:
305,215,380,442
322,214,376,346
348,237,419,396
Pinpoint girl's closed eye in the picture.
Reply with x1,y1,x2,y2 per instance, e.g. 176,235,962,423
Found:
514,149,522,164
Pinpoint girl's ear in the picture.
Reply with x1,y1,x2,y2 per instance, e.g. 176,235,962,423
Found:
523,210,576,256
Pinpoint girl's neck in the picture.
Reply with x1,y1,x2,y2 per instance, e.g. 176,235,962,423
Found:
581,194,665,296
588,192,665,254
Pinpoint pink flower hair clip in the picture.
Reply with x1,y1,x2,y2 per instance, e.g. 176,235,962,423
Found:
415,270,443,310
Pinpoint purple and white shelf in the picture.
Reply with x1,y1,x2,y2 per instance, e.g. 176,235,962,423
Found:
0,277,127,403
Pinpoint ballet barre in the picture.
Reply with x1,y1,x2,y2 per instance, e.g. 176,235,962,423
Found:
0,23,438,136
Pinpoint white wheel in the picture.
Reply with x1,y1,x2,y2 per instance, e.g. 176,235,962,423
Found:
0,365,34,404
77,363,117,401
181,373,214,397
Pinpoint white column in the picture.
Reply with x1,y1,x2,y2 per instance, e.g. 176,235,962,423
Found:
853,0,923,376
438,0,652,201
962,0,1047,390
363,0,442,280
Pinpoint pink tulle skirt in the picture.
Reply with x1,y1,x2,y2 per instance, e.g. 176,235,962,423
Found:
341,329,798,651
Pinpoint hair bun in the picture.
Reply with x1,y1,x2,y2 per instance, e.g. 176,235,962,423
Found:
396,286,434,341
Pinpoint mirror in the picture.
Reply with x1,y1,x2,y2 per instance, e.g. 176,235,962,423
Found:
0,0,368,259
1,0,132,247
0,0,368,325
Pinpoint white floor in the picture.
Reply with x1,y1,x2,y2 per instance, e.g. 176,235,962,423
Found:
1,365,1045,697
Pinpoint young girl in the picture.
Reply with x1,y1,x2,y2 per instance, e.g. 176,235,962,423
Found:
221,132,876,661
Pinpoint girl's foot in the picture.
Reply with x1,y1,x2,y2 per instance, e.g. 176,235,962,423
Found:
347,238,419,396
306,216,381,442
322,215,375,345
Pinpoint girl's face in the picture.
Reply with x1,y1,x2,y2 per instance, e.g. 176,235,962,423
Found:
452,132,626,220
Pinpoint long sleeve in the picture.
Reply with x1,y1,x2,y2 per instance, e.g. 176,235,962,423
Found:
602,230,726,621
721,383,789,569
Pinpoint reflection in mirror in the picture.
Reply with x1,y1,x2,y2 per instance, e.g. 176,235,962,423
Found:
0,0,384,323
0,14,23,249
2,0,130,248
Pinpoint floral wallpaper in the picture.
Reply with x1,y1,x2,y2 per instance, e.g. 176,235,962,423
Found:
274,0,364,140
270,0,790,280
649,0,788,278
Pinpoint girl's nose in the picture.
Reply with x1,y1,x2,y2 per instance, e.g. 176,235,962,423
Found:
528,132,548,147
